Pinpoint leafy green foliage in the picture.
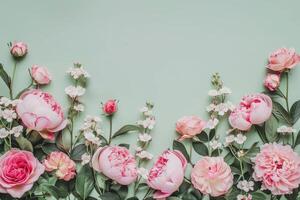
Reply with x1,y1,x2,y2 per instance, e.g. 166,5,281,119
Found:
192,141,208,156
291,100,300,125
75,165,94,200
15,135,33,152
112,125,142,138
172,140,190,162
71,144,87,161
0,63,11,89
272,102,292,125
265,115,278,143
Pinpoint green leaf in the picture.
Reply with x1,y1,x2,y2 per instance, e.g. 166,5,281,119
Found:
112,125,142,138
196,131,208,142
40,184,68,199
291,100,300,125
192,141,208,156
265,115,278,142
100,192,120,200
41,142,60,154
209,129,216,140
225,187,239,200
251,191,268,200
0,63,11,89
224,152,235,165
273,101,292,125
71,144,87,161
254,125,268,143
75,165,94,200
294,130,300,148
15,136,33,152
110,184,128,199
118,143,130,149
172,140,190,162
127,198,139,200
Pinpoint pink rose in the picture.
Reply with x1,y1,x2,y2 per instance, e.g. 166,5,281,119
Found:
31,65,52,85
267,48,300,72
102,99,118,115
43,151,76,181
176,116,206,141
264,73,280,91
147,150,187,199
252,143,300,195
0,149,44,198
191,156,233,197
10,42,28,58
16,89,67,140
92,146,137,185
229,94,272,131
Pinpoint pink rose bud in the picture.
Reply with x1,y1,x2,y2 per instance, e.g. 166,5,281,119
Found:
43,151,76,181
10,42,28,58
147,150,187,199
267,48,300,72
102,99,118,115
31,65,52,85
229,93,272,131
176,116,206,141
92,146,138,185
0,149,45,198
16,89,67,140
252,143,300,195
191,156,233,197
264,73,280,91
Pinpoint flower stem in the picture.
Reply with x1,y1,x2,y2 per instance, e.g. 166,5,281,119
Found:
108,116,113,145
9,62,17,99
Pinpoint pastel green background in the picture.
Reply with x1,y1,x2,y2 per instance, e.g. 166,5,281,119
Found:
0,1,300,198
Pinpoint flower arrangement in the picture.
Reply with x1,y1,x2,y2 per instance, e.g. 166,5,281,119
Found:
0,42,300,200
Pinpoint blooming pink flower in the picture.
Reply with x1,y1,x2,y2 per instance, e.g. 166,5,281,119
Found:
0,149,44,198
10,42,28,58
176,116,206,141
191,156,233,197
264,73,280,91
252,143,300,195
31,65,52,85
92,146,137,185
267,48,300,72
43,151,76,181
102,99,118,115
16,89,67,140
229,94,272,131
147,150,187,199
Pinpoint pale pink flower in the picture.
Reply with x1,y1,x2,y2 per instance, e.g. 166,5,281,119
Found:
10,42,28,58
92,146,138,185
176,116,206,141
267,48,300,72
147,150,187,199
252,143,300,195
0,149,44,198
229,94,272,131
264,73,280,91
31,65,52,85
191,157,233,197
16,89,67,140
43,151,76,181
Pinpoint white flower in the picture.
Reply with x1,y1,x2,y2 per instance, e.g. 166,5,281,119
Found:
237,194,252,200
235,134,247,144
215,103,229,116
277,125,297,134
225,134,235,146
65,85,86,98
206,118,219,129
2,109,17,122
0,97,11,107
208,89,220,97
10,125,23,137
138,133,152,142
74,104,84,112
67,66,90,79
11,99,21,107
135,146,143,152
219,86,231,95
138,117,156,130
136,150,153,160
206,104,216,112
209,140,222,150
0,128,9,138
84,131,101,145
81,153,91,165
137,167,149,179
237,180,254,193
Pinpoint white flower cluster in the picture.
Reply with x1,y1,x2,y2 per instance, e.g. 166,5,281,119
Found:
206,102,235,116
0,97,20,123
0,125,23,138
80,115,102,146
277,125,297,134
66,63,90,80
209,139,222,150
65,86,86,99
237,194,252,200
225,133,247,146
237,180,254,192
208,86,231,97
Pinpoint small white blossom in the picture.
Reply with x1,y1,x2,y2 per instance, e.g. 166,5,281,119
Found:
135,146,143,152
235,134,247,144
206,118,219,129
10,125,23,137
237,180,254,193
206,104,216,112
0,128,9,138
74,104,84,112
215,103,229,116
138,133,152,142
138,117,156,130
208,89,220,97
225,134,235,146
219,86,231,95
81,153,91,165
209,140,222,150
67,65,90,79
0,97,11,107
65,85,86,98
277,125,297,134
237,194,252,200
137,167,149,179
136,150,153,160
2,109,17,122
84,131,101,145
237,150,245,157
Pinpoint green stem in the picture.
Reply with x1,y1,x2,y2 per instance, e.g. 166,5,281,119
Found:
9,62,17,99
108,116,113,144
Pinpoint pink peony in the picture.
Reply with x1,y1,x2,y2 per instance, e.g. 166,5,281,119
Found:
176,116,206,141
252,143,300,195
229,94,272,131
191,156,233,197
264,73,280,91
92,146,137,185
10,42,28,58
267,48,300,72
147,150,187,199
102,99,118,115
16,89,67,140
0,149,44,198
43,151,76,181
31,65,52,85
